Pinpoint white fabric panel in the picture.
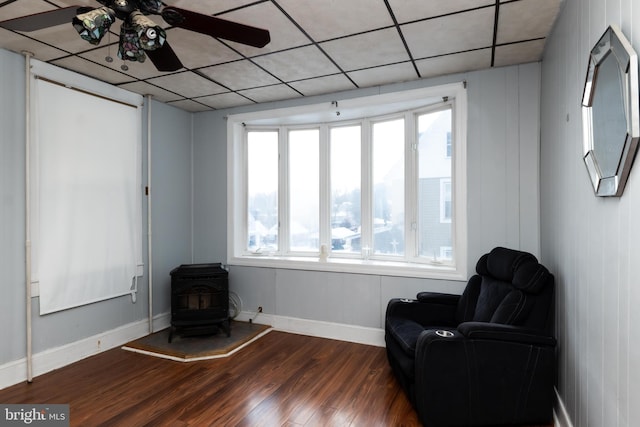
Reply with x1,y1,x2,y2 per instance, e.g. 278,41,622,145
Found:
35,79,141,314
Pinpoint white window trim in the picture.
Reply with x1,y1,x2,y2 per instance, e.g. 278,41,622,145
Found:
227,83,467,280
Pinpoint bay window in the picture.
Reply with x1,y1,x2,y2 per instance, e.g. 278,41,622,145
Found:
229,83,467,279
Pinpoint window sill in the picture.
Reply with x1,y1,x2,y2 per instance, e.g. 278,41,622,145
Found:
227,255,467,280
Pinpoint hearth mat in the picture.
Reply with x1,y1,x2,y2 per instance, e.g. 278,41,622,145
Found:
122,321,272,362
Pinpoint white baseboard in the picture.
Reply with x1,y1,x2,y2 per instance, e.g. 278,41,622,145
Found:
0,316,157,390
152,311,171,332
234,311,385,347
553,387,574,427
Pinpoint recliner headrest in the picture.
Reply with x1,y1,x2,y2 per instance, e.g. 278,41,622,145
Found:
476,247,550,293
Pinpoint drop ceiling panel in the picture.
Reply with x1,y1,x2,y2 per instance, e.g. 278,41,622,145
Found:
0,0,563,112
2,0,61,19
347,62,418,88
238,84,301,103
493,39,547,67
320,27,409,71
497,0,562,44
288,74,355,97
388,0,495,23
216,2,310,56
195,92,254,110
276,0,394,41
415,49,492,78
199,60,280,91
50,55,136,84
167,98,211,112
252,45,341,82
118,81,183,103
147,72,227,98
401,8,495,59
0,28,67,61
169,0,259,15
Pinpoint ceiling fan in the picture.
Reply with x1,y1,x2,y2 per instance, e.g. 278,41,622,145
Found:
0,0,271,72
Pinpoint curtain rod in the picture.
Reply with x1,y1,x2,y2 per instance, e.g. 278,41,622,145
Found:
34,75,139,110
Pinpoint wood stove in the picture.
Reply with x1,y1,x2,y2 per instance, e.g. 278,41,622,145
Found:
169,263,229,343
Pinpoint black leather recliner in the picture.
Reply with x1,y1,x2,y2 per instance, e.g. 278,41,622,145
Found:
385,247,556,426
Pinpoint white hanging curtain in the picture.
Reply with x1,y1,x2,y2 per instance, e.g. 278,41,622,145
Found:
33,75,142,315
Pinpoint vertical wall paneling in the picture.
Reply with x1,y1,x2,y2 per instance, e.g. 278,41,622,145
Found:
540,0,640,426
0,49,26,364
148,100,193,316
518,64,541,255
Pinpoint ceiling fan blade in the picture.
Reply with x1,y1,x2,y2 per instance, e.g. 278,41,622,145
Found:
161,6,270,48
0,6,84,32
146,42,184,72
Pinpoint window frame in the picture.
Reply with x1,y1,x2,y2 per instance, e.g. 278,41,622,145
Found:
228,83,467,280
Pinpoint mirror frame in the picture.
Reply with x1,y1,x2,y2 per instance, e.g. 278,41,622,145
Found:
582,24,640,196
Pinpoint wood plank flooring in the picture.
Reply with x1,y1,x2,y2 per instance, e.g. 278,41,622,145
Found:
0,331,551,426
0,331,419,426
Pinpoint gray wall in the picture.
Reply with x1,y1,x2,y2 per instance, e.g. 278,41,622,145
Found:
192,62,542,329
540,0,640,426
148,101,193,316
0,48,192,367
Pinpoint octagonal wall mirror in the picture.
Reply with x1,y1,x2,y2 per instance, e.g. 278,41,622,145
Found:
582,24,640,196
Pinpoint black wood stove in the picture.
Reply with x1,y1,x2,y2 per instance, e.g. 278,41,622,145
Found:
169,263,230,343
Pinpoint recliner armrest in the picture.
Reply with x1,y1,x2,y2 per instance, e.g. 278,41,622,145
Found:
416,292,460,305
457,321,556,347
386,294,459,327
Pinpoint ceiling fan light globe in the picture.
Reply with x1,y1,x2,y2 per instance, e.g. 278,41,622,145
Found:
118,25,147,63
72,6,115,45
129,11,166,51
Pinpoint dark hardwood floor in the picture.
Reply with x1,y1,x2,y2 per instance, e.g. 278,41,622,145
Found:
0,331,552,426
0,331,419,426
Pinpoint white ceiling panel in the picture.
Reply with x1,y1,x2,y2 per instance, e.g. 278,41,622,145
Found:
401,8,495,60
288,74,355,97
0,0,563,112
238,84,301,103
195,92,254,110
347,62,418,88
388,0,495,24
199,60,280,91
0,28,67,61
493,40,548,68
497,0,562,44
252,45,340,82
216,2,310,56
167,98,211,112
416,49,492,79
147,71,227,98
320,27,409,71
118,80,183,103
50,55,137,84
276,0,394,41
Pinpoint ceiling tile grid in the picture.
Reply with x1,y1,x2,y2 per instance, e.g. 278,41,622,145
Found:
0,0,563,112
